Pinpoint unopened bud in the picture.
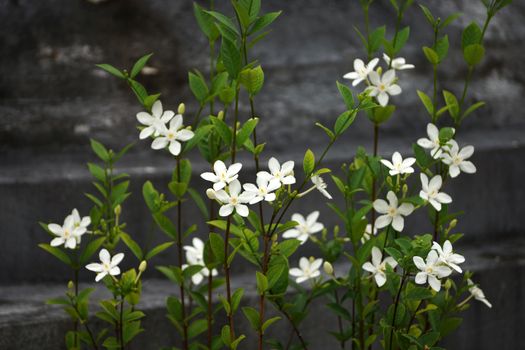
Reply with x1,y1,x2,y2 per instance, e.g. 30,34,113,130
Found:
271,234,278,242
333,225,339,236
323,261,334,275
68,281,75,290
449,219,457,229
444,279,452,290
114,204,122,216
309,256,315,263
402,184,408,196
386,177,393,187
177,103,185,115
377,67,383,75
206,188,216,200
139,260,147,272
218,110,224,120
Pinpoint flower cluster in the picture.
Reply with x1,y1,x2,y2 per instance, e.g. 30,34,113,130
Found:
183,238,218,285
202,157,332,218
48,209,91,249
137,100,194,156
343,54,414,107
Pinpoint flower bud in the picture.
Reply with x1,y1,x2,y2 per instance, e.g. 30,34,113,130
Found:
178,103,185,115
449,219,457,229
139,260,147,272
402,184,408,196
67,280,75,290
333,225,340,236
271,234,278,242
309,256,316,263
114,204,122,216
444,279,452,290
206,189,216,200
386,176,394,187
377,67,383,75
323,261,334,275
218,110,224,120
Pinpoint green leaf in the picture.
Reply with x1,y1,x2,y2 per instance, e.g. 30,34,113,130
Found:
194,3,220,40
443,90,459,119
334,110,356,134
255,271,268,295
417,90,434,116
336,81,354,109
239,65,264,95
205,11,240,36
419,4,435,26
422,46,439,65
261,316,281,333
189,71,209,103
461,101,485,120
315,122,335,140
210,116,232,145
242,306,261,331
370,105,395,124
303,149,315,175
463,44,485,66
79,237,106,265
462,22,482,49
248,11,281,35
38,244,72,266
221,37,242,78
145,242,174,260
394,26,410,53
405,287,434,301
236,118,259,147
188,187,209,219
209,232,225,263
153,213,178,240
435,35,449,61
90,139,110,162
231,288,244,313
142,181,159,212
439,127,455,143
184,124,213,153
96,63,125,79
130,53,153,78
369,26,386,53
188,319,208,339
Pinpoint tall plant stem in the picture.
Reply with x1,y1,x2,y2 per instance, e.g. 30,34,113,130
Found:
119,296,125,350
207,200,216,349
281,307,309,350
335,290,346,349
176,156,189,350
388,273,407,350
73,269,79,347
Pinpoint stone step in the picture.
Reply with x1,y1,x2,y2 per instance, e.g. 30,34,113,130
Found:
1,128,524,284
0,236,523,349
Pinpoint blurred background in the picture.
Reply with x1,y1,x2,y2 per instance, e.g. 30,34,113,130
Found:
0,0,523,348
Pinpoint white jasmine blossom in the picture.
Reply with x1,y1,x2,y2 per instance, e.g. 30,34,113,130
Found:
413,250,452,292
282,211,324,244
343,58,379,86
289,257,323,284
362,247,398,287
380,151,416,176
242,177,281,204
86,249,124,282
432,240,465,273
183,238,218,285
48,209,90,249
417,123,453,159
419,174,452,212
151,115,194,156
257,157,296,186
136,100,174,139
310,175,332,199
467,279,492,308
440,140,476,178
373,191,414,232
383,53,415,70
361,223,378,244
214,180,252,217
201,160,242,191
366,69,402,107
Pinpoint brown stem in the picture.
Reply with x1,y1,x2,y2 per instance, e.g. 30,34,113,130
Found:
388,273,407,350
207,200,215,349
335,290,346,349
224,217,235,340
282,308,309,350
176,157,189,350
119,297,125,350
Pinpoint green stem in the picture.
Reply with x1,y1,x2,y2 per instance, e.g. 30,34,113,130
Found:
388,273,407,350
176,156,189,350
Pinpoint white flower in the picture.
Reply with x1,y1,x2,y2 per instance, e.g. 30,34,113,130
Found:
419,174,452,212
362,247,398,287
242,177,281,205
467,279,492,308
201,160,242,191
257,157,296,186
417,123,453,159
441,140,476,178
86,249,124,282
183,238,218,285
383,53,415,70
432,240,465,273
311,175,332,199
214,180,252,217
366,69,402,107
282,211,324,244
380,151,416,176
361,223,378,244
343,58,379,86
151,115,194,156
48,209,90,249
136,100,174,139
289,257,323,284
413,250,452,292
373,191,414,232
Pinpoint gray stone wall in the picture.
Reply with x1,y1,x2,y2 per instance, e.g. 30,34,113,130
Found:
0,0,524,348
